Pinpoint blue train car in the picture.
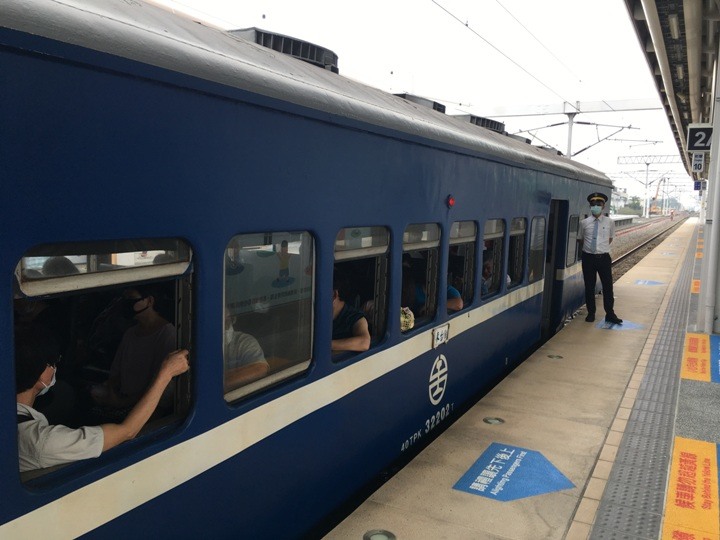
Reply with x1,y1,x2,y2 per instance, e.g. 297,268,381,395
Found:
0,1,612,537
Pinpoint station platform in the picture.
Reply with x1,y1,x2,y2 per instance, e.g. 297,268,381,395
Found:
325,218,719,540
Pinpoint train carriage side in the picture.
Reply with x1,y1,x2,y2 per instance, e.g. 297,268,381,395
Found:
0,2,611,538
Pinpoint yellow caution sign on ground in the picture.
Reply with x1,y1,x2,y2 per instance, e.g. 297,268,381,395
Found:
682,333,711,382
692,280,701,294
661,437,719,539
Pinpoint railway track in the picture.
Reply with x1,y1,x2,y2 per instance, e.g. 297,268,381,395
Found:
611,215,689,280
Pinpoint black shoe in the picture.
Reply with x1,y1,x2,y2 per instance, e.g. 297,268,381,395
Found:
585,314,595,322
605,315,623,324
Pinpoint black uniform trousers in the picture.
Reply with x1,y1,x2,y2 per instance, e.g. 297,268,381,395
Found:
581,251,615,317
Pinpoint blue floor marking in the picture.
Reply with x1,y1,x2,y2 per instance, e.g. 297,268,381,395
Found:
596,320,643,330
453,442,574,501
635,279,664,286
709,335,720,383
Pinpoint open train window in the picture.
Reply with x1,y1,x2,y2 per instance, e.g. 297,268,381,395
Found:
529,217,546,283
14,239,192,480
507,218,526,288
448,221,476,313
402,223,439,331
16,239,190,297
482,219,505,298
333,226,389,353
223,231,313,402
566,215,580,267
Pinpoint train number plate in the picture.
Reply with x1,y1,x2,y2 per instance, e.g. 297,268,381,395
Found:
432,324,450,348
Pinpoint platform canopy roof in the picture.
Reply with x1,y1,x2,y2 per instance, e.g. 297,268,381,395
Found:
623,0,720,174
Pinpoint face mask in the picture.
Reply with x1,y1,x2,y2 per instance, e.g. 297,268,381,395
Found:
590,205,602,216
123,297,148,319
37,367,56,396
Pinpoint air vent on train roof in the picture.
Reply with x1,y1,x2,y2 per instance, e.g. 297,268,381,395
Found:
453,114,505,134
394,94,446,114
229,28,339,73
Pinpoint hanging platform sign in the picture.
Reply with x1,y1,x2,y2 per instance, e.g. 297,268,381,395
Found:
687,124,713,152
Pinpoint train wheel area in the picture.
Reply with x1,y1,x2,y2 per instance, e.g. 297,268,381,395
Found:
324,217,719,539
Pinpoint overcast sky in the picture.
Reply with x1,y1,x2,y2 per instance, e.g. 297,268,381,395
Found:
151,0,696,207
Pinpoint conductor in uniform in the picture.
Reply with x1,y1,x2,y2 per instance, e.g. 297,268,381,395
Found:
578,192,623,324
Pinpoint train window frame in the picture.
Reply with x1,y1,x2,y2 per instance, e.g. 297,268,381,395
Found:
333,226,389,356
481,219,505,299
14,239,193,483
223,231,314,403
16,239,192,297
448,221,477,313
566,215,580,267
529,217,546,283
507,218,526,289
402,223,440,332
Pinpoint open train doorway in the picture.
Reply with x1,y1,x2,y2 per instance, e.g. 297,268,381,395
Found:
541,199,568,338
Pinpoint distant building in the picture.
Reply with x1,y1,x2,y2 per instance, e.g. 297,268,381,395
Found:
611,187,628,212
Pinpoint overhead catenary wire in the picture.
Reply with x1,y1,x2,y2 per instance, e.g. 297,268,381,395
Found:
431,0,579,112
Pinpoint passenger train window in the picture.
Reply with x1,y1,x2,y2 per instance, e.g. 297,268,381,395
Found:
402,223,440,331
224,232,313,401
16,239,191,297
14,239,193,480
482,219,505,298
333,226,389,352
566,215,580,266
529,217,546,283
507,218,526,289
448,221,476,312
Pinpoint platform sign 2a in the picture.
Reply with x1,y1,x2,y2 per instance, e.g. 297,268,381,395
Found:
687,123,713,152
453,443,574,501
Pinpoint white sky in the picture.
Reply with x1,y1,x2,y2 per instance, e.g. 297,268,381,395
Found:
150,0,698,208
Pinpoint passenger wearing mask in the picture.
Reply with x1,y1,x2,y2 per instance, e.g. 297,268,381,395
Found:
91,286,176,415
16,325,189,472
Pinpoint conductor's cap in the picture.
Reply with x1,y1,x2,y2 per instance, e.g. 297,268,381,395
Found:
587,192,608,204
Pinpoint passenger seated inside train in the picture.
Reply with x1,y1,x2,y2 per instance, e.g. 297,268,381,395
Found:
224,308,269,393
91,285,176,420
402,254,428,317
15,324,188,473
331,271,370,353
446,279,463,313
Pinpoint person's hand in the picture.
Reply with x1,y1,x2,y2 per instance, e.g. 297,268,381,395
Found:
161,349,190,378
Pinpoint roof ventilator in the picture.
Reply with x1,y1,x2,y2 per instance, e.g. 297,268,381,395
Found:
230,28,339,73
453,114,506,134
394,93,446,114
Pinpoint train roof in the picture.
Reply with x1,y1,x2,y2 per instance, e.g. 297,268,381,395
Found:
2,0,611,187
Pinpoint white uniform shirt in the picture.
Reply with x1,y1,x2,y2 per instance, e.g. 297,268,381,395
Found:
17,402,104,472
579,215,614,254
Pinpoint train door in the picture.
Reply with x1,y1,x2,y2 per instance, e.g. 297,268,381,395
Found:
541,200,568,337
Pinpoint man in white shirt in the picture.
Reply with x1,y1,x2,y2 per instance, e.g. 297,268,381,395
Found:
16,325,189,472
577,192,623,324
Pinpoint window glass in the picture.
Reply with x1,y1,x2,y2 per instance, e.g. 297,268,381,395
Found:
402,223,440,331
507,218,526,288
16,239,191,296
448,221,476,313
333,227,389,352
224,232,313,401
529,217,546,283
14,242,192,481
481,219,505,298
566,216,580,266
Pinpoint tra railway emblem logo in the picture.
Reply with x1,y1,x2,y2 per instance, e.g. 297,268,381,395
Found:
429,354,448,405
